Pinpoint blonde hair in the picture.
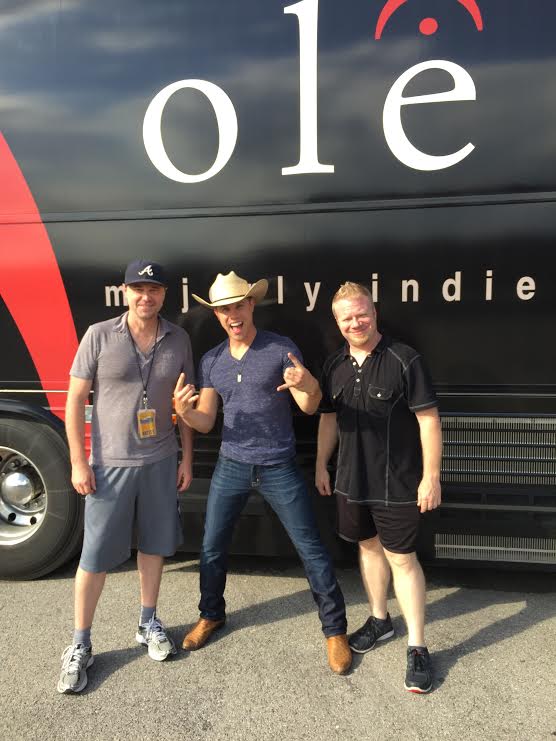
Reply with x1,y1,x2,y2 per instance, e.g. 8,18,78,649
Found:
332,282,374,316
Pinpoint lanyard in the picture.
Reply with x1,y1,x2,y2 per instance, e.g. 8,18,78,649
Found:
129,318,160,408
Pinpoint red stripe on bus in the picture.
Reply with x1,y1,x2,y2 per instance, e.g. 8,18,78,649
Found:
0,133,78,419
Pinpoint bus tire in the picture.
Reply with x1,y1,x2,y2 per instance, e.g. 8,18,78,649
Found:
0,417,83,579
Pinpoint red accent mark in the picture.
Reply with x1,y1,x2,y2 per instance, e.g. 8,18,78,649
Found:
0,133,78,419
375,0,407,40
458,0,484,31
419,17,438,35
375,0,483,39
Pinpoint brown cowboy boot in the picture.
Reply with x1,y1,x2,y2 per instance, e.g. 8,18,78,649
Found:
181,617,225,651
326,634,352,674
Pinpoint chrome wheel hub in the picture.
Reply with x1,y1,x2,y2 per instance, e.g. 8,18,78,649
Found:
0,446,46,543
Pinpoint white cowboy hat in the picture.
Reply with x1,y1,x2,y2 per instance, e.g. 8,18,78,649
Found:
192,271,268,308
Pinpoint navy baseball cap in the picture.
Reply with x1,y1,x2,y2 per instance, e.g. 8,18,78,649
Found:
124,259,167,286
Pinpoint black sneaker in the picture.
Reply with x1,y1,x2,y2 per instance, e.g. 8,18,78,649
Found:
405,646,433,693
348,613,395,654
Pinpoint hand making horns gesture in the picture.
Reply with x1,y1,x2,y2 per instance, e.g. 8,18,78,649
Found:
277,352,320,394
173,373,199,418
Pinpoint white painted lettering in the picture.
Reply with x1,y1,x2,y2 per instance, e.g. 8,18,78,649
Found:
282,0,334,175
442,271,462,302
516,276,536,300
402,279,419,303
143,79,238,183
371,273,379,303
383,60,476,171
105,285,127,307
277,275,284,304
304,281,321,311
181,277,189,313
485,269,493,301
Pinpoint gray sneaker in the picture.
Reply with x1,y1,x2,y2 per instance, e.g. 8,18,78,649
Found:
57,643,94,694
136,615,177,661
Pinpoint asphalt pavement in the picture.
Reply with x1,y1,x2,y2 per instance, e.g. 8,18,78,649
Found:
2,556,555,741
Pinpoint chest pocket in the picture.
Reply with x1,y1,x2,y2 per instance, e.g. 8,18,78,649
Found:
331,384,345,406
366,384,393,417
332,384,344,399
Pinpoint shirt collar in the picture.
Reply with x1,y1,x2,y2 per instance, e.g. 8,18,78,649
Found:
341,333,388,360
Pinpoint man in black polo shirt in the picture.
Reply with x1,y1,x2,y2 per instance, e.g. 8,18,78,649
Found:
315,281,442,693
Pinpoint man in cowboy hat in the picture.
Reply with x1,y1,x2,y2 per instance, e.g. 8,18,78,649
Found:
174,271,351,674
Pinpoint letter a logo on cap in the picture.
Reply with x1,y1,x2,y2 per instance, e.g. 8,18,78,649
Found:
124,260,166,286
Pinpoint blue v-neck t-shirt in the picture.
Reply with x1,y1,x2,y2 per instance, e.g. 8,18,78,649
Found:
197,330,301,465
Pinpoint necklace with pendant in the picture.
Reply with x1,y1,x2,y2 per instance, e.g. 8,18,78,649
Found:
236,349,250,383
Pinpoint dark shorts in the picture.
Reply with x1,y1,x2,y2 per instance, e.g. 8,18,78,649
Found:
79,454,182,573
337,494,421,554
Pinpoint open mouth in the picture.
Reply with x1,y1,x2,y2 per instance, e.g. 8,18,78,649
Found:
230,321,243,336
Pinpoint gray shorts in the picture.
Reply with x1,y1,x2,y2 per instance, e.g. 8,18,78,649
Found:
79,454,183,573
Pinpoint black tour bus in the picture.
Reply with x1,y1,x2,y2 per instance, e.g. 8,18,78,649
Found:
1,0,555,578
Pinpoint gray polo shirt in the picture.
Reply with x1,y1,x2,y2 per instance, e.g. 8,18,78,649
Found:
70,312,194,467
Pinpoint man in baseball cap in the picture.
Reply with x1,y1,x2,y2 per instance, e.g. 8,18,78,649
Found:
174,270,351,674
57,259,193,694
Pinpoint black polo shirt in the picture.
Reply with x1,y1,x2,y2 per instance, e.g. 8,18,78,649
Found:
319,335,437,505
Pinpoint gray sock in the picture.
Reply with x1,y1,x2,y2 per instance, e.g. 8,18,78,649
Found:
73,627,92,647
140,605,156,626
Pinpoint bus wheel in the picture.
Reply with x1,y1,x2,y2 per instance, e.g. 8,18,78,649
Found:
0,418,83,579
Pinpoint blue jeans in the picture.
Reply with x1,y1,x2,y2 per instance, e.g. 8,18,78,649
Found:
199,455,347,637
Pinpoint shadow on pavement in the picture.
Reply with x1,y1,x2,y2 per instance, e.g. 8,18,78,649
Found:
171,554,556,689
53,552,554,693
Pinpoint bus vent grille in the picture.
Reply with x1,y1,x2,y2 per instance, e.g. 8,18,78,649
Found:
441,416,556,485
435,534,556,564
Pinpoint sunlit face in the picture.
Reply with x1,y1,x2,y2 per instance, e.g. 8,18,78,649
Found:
213,297,256,342
333,295,378,350
125,282,166,321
